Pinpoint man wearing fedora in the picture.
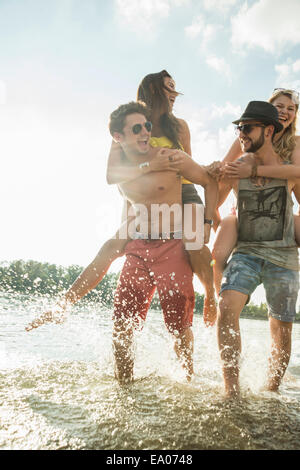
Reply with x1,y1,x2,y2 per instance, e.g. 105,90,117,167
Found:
216,101,299,398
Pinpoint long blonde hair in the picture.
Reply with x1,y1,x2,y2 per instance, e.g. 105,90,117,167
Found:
269,90,299,162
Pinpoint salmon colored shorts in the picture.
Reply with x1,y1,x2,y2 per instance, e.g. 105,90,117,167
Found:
113,239,195,334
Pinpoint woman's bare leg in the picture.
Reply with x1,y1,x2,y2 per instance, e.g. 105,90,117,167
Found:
187,246,217,326
69,238,127,299
212,215,238,296
183,203,217,327
25,223,132,331
62,218,133,305
294,214,300,246
67,203,136,303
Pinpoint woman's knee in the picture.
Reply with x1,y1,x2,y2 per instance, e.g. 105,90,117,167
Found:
212,215,238,263
294,215,300,246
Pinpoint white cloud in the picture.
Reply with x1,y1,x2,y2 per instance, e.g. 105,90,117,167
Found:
203,0,238,13
177,102,238,164
210,101,241,119
115,0,188,34
231,0,300,54
217,123,237,153
206,55,232,82
293,60,300,73
185,14,205,39
184,15,221,48
203,24,220,43
275,59,300,91
176,100,240,130
0,80,6,105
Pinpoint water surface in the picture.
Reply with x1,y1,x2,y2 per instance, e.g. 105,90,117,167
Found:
1,292,300,450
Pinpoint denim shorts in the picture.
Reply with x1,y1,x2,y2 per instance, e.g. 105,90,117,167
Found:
220,252,299,322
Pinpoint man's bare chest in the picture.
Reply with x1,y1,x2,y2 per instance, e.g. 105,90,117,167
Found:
120,171,181,203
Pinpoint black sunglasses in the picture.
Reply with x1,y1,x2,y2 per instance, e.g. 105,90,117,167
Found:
235,123,266,135
132,121,152,134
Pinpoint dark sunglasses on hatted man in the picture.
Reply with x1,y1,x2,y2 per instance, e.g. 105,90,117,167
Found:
235,123,266,135
132,121,152,134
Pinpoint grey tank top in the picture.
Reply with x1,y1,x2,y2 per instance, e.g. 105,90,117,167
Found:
234,177,299,271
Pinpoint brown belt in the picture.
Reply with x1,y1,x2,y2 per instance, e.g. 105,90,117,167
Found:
133,231,182,241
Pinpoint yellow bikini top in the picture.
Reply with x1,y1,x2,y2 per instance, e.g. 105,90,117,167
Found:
150,136,192,185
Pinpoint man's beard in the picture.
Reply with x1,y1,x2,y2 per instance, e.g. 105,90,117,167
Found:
247,129,265,153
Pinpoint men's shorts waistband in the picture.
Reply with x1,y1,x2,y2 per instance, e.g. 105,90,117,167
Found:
131,231,183,240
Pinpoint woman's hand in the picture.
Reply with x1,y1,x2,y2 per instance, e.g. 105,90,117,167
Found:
224,160,254,178
205,161,224,179
149,148,180,172
168,149,187,173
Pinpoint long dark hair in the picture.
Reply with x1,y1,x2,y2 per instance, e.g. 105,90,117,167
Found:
137,70,182,149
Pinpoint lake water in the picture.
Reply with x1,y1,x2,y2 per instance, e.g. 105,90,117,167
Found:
1,292,300,450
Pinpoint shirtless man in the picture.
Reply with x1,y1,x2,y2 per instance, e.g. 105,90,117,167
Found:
26,101,218,384
216,101,299,398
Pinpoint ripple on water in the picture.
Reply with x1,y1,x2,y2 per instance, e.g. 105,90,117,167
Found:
1,361,300,450
1,294,300,449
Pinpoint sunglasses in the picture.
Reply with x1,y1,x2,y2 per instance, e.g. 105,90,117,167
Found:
235,123,266,135
132,121,152,134
272,88,299,105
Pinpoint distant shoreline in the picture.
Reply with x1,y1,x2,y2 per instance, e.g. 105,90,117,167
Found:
1,259,300,322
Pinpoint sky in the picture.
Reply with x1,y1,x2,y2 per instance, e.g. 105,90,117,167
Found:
1,0,300,303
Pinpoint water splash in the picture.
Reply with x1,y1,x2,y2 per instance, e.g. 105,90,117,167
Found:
1,293,300,450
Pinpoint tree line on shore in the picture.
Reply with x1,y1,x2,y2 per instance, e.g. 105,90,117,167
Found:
1,259,299,321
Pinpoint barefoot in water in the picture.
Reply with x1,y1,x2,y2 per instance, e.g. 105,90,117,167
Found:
181,352,194,383
203,296,217,327
25,309,66,332
186,367,194,383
